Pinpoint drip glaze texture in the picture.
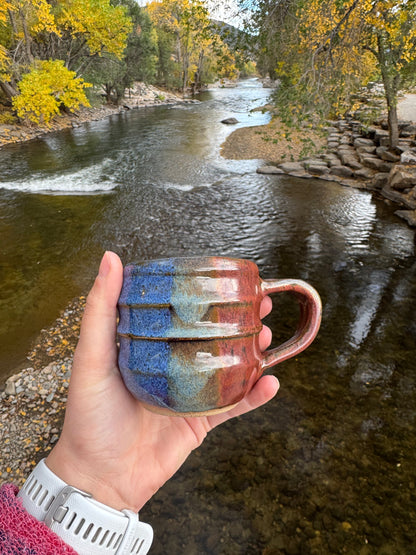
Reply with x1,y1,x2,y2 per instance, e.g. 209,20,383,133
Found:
117,256,322,415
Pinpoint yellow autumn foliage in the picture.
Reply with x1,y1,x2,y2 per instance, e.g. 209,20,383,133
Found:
12,60,91,126
57,0,132,59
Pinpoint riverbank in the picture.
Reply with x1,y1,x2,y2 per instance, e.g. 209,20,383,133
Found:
0,297,84,486
221,115,327,162
221,104,416,228
0,82,194,148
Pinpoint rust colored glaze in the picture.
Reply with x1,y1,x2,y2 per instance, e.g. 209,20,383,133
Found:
117,257,322,416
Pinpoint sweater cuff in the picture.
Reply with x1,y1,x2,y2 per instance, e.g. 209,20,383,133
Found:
0,483,78,554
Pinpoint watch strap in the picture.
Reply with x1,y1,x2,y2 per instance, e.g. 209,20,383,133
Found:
17,459,153,554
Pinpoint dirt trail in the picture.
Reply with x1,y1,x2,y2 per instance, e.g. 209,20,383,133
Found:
398,94,416,122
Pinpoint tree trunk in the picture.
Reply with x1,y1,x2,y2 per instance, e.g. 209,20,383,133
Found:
387,100,399,148
19,8,34,64
377,34,400,148
0,81,18,102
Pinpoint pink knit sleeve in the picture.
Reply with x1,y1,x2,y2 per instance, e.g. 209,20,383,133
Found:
0,483,78,554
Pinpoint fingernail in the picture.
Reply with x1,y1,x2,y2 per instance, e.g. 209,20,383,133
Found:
98,251,111,277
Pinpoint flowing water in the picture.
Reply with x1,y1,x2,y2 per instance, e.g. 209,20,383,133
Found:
0,80,415,552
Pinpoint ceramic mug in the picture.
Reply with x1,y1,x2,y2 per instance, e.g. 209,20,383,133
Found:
117,256,322,416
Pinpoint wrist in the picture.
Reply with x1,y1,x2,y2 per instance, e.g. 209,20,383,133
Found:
46,447,127,512
46,441,156,513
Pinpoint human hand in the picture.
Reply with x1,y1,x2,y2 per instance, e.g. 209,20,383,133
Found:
46,251,279,512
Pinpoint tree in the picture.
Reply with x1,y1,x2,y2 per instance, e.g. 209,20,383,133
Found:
0,0,59,98
0,0,132,101
84,0,158,103
251,0,416,147
147,0,216,91
12,59,91,125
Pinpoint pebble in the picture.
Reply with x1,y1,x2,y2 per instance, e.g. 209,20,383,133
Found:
0,298,83,487
0,357,73,486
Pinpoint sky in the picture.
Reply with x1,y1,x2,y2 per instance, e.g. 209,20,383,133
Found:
135,0,251,28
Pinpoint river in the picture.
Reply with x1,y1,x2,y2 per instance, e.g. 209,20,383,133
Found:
1,79,416,552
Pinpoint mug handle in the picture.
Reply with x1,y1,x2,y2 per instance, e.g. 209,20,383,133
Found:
260,279,322,370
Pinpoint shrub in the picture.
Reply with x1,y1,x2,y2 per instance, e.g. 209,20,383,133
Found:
12,60,92,126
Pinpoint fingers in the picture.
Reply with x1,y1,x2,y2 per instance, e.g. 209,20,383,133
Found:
260,295,272,319
73,251,124,377
207,375,279,429
259,325,272,351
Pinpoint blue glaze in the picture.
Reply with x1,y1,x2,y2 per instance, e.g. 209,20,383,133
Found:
118,307,173,338
118,337,171,407
119,260,175,306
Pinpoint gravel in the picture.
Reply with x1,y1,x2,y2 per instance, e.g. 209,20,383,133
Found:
0,298,84,487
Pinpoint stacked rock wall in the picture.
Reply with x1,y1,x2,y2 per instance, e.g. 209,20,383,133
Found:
257,118,416,227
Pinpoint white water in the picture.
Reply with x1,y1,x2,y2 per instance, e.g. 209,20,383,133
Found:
0,160,119,194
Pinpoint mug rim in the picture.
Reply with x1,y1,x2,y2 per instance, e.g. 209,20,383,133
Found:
123,256,259,276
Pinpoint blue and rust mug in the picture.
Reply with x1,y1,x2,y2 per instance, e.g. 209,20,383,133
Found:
117,256,322,416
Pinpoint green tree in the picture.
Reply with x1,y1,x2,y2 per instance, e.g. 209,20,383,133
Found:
84,0,158,103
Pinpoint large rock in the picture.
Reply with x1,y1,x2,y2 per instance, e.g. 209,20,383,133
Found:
373,129,389,145
400,150,416,165
395,210,416,227
356,145,377,155
354,137,375,148
361,156,393,172
341,155,362,170
221,117,239,124
371,173,389,190
322,154,342,167
388,164,416,190
329,165,354,178
376,146,401,163
278,161,306,173
257,166,285,175
354,167,375,180
306,164,330,176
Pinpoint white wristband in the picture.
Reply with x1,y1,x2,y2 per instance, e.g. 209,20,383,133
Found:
17,459,153,554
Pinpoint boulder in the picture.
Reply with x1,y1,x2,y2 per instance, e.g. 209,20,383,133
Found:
340,134,353,145
307,164,330,176
354,167,375,180
400,150,416,165
356,145,377,155
327,141,340,150
388,164,416,190
354,137,375,148
370,173,389,190
256,166,285,175
322,154,342,167
340,155,362,170
373,129,390,144
395,210,416,227
361,156,394,172
325,127,340,134
221,117,239,124
329,165,354,178
376,146,401,163
327,133,341,142
399,122,416,137
279,162,305,173
4,378,16,396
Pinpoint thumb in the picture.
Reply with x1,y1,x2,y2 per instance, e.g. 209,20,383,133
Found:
73,251,124,379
